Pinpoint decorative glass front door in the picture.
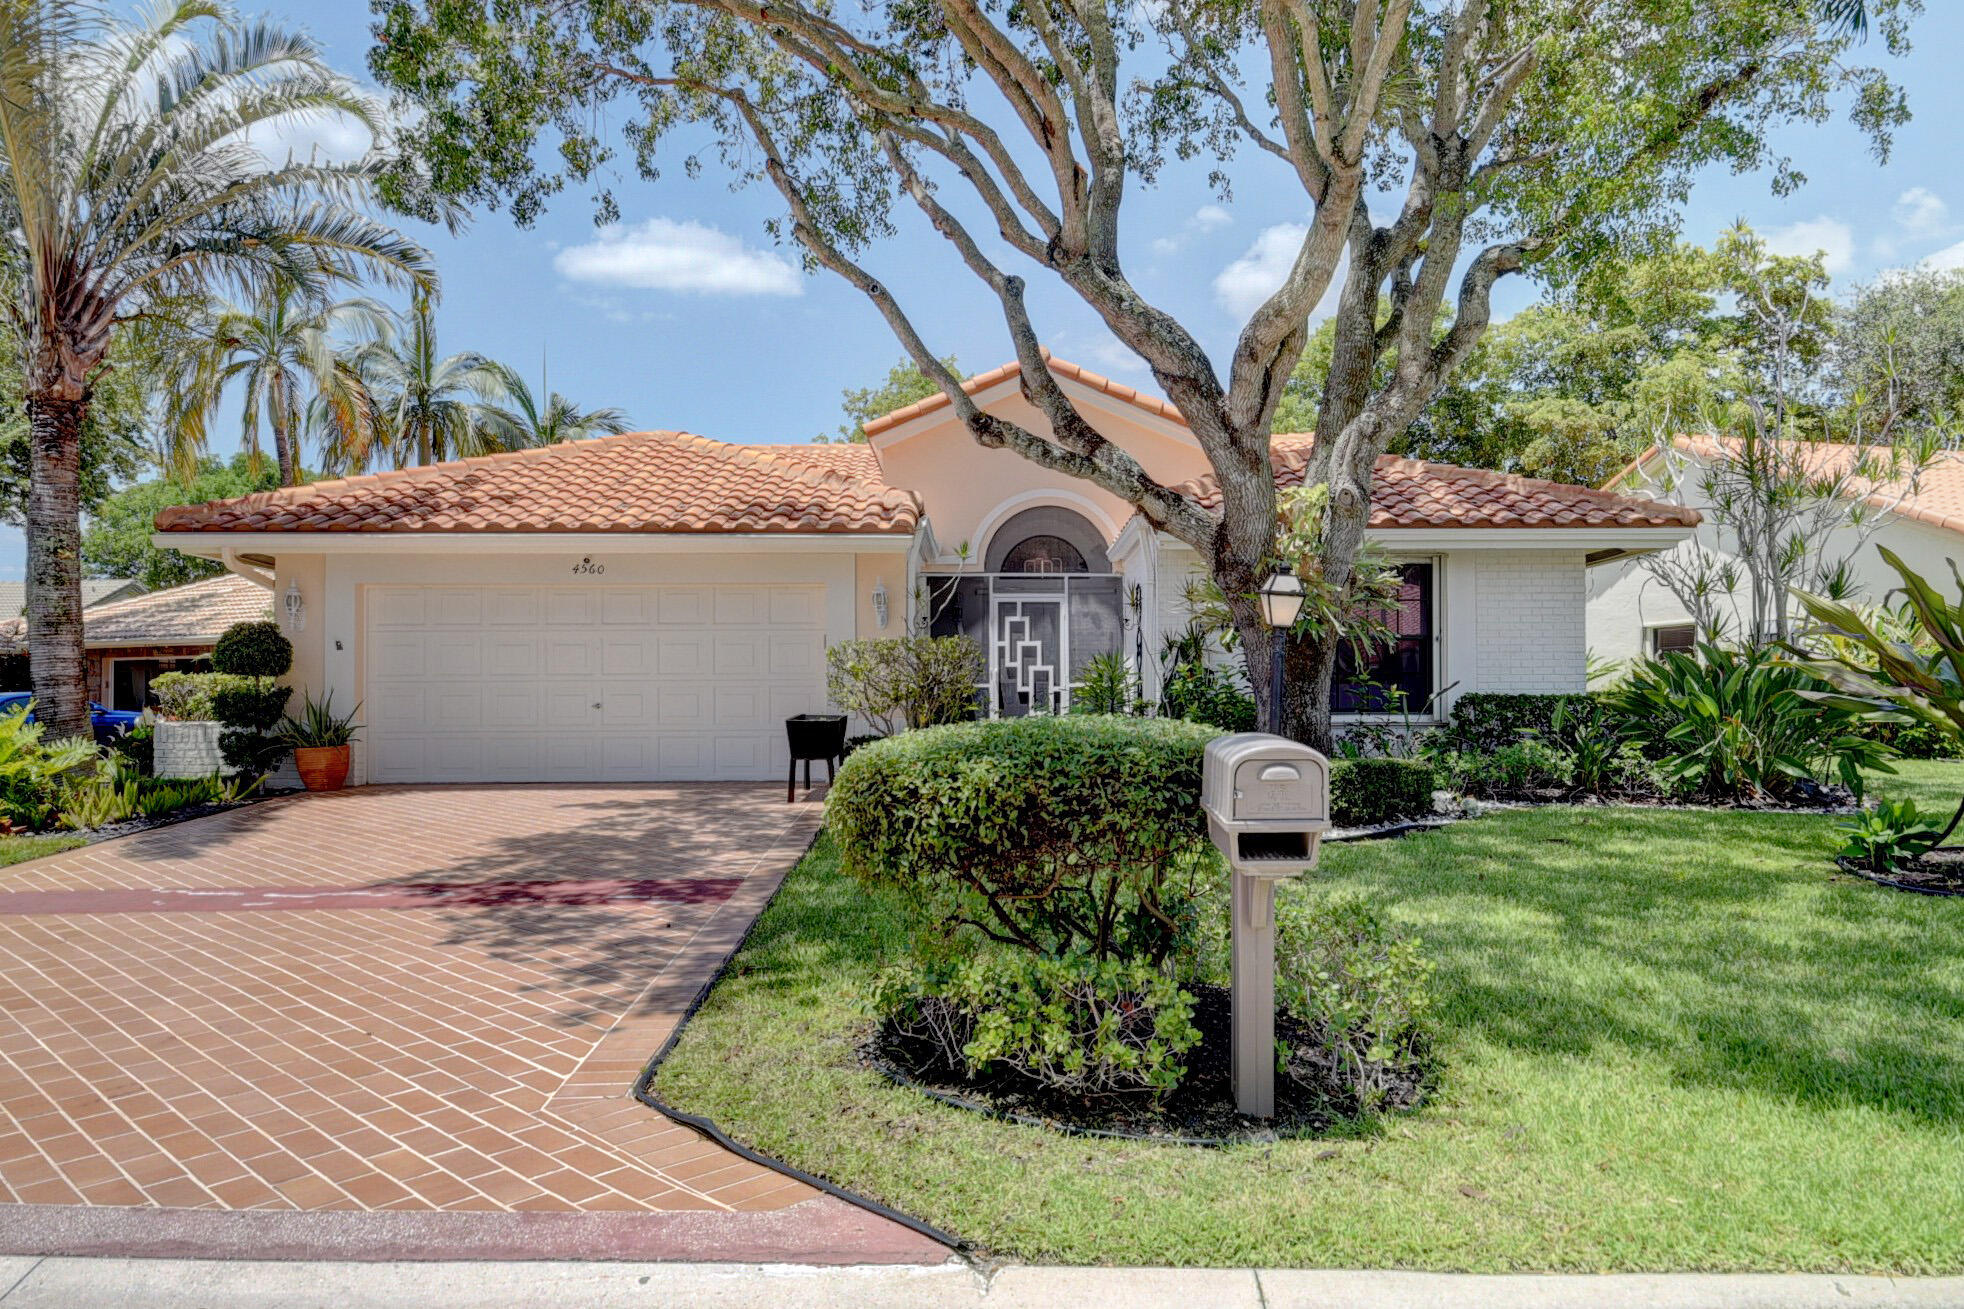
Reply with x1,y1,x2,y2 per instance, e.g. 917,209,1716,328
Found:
993,596,1066,716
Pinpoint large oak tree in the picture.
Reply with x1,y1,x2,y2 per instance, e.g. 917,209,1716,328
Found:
372,0,1912,747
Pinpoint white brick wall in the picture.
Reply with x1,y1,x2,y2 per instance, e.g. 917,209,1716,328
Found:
1470,550,1588,693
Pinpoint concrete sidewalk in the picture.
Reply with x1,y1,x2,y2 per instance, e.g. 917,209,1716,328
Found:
4,1258,1962,1308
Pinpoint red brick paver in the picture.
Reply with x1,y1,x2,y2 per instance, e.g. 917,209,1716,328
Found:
0,786,824,1219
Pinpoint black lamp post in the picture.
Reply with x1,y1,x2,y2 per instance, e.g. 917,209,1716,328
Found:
1257,568,1306,736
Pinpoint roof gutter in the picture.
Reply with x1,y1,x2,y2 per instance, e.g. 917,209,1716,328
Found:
157,531,917,559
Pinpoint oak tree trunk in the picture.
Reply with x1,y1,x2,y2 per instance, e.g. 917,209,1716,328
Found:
25,385,93,743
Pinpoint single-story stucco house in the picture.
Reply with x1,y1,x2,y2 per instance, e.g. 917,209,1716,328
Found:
0,573,271,709
1589,436,1964,663
151,357,1698,785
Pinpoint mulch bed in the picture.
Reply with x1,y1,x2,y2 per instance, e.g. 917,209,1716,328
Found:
1835,849,1964,897
862,982,1424,1146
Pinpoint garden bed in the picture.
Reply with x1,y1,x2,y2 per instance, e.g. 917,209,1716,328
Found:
651,799,1964,1270
863,981,1424,1145
1835,850,1964,896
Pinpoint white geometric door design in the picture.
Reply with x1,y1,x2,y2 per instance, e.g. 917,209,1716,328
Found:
993,596,1065,717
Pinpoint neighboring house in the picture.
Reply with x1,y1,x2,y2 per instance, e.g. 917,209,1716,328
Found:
0,574,271,708
152,357,1696,785
1588,436,1964,666
0,578,147,616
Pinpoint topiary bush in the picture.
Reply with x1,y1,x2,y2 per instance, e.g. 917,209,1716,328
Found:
210,620,292,680
828,714,1219,967
209,620,294,777
1329,758,1437,828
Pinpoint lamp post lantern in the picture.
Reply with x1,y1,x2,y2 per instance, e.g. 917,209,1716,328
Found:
1258,568,1305,736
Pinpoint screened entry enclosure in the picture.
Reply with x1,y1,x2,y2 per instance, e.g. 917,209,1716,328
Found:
927,506,1126,716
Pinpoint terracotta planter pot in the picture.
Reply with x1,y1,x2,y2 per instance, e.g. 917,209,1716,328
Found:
293,745,351,792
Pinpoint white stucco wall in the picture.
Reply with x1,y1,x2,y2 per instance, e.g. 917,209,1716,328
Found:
1587,503,1964,666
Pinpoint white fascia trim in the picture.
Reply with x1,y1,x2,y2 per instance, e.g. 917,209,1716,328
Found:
869,373,1199,450
1107,513,1156,566
1133,524,1694,553
156,531,917,560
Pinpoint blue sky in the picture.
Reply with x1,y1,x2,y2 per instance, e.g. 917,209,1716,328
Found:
9,3,1964,581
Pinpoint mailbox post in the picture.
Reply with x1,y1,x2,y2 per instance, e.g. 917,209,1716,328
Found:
1200,733,1330,1118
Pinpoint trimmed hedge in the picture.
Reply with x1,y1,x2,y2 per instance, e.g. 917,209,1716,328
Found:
1429,692,1598,754
1330,758,1437,828
211,620,292,679
827,714,1219,965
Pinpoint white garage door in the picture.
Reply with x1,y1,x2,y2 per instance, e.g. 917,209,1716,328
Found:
363,583,829,782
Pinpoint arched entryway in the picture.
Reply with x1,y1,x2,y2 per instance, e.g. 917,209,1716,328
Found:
930,505,1126,717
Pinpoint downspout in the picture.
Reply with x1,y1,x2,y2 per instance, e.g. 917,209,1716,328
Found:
220,548,276,590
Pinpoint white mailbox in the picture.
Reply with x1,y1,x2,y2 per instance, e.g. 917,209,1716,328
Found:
1201,733,1330,876
1200,732,1332,1120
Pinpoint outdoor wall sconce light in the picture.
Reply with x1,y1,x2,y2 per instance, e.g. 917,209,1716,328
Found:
283,580,305,633
871,579,890,629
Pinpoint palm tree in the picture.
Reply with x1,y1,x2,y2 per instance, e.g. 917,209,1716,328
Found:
484,362,631,446
161,284,391,486
355,295,513,469
0,0,434,738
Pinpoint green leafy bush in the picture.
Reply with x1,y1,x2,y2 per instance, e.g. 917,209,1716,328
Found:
0,706,99,832
1439,739,1575,798
1835,798,1948,874
828,715,1218,966
1071,652,1136,715
150,671,250,721
874,949,1201,1099
1330,758,1437,828
1275,894,1435,1114
826,636,984,735
209,620,295,777
1159,662,1256,732
1428,692,1597,754
110,721,154,775
1605,643,1893,803
56,762,241,831
210,620,292,679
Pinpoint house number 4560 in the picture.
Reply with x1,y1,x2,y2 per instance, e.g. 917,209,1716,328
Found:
572,557,605,576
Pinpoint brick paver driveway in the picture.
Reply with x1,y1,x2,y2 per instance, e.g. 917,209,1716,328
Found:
0,786,940,1261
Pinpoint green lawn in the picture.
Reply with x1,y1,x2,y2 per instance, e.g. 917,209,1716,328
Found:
654,775,1964,1271
0,833,84,869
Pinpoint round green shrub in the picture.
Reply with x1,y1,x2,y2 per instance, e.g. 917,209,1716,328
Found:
827,714,1220,966
211,620,293,679
210,683,292,733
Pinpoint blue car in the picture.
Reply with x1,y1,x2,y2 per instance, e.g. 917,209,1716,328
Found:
0,692,142,746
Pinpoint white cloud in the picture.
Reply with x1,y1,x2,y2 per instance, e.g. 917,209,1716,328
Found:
554,218,803,297
1151,203,1234,256
1212,222,1341,321
1763,216,1854,275
1923,239,1964,272
1893,187,1951,237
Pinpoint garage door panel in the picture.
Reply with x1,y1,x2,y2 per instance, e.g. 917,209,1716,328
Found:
713,634,764,677
657,634,710,676
366,582,828,782
547,591,599,625
712,588,766,625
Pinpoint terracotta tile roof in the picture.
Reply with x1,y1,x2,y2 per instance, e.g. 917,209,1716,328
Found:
860,352,1186,438
152,432,921,536
1614,435,1964,538
0,574,269,654
1178,435,1701,529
